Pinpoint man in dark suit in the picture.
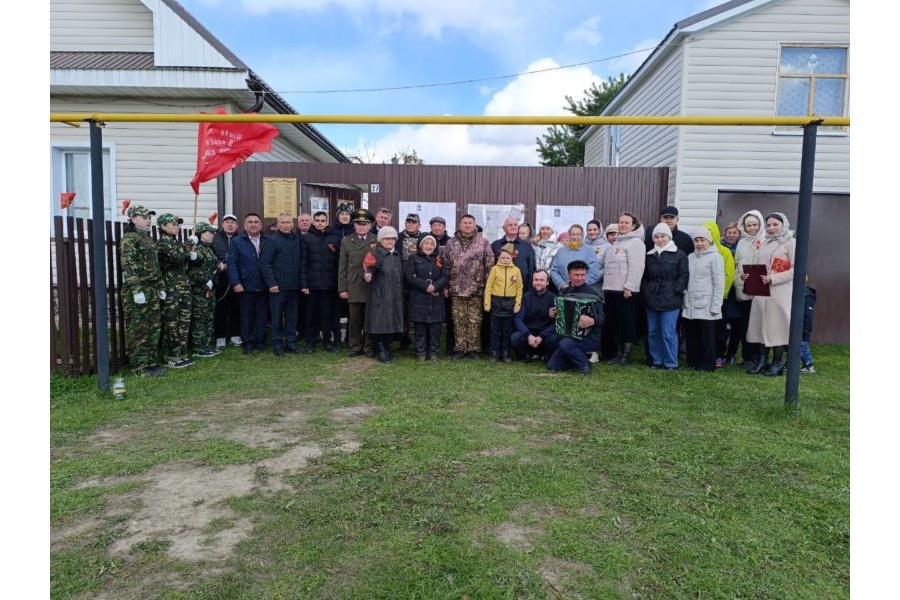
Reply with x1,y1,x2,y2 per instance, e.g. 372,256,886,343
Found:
227,213,269,354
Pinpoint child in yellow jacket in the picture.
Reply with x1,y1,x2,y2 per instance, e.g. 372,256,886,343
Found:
484,244,523,363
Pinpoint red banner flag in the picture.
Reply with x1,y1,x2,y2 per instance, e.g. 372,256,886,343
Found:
190,108,279,194
209,212,219,225
60,192,76,210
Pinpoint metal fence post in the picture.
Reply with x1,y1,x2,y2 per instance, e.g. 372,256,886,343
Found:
89,120,110,392
784,121,820,412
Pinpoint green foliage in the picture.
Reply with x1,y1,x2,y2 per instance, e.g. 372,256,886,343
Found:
536,73,628,166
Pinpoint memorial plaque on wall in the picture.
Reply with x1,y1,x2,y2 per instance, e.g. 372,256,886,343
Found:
263,177,298,218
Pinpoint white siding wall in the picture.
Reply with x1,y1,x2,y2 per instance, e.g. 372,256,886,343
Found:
676,0,849,226
51,0,154,52
584,46,684,211
143,0,237,68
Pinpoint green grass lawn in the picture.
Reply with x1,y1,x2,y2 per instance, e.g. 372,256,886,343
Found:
50,344,849,599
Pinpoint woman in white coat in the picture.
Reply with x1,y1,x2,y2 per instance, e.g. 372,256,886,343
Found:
732,210,765,371
603,212,646,365
683,227,724,372
746,213,796,376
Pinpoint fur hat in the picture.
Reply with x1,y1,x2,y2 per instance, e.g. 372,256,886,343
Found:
377,225,398,241
692,226,712,242
652,223,672,239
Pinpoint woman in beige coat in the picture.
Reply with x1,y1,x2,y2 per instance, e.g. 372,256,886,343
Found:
602,212,646,365
733,210,765,371
746,213,796,376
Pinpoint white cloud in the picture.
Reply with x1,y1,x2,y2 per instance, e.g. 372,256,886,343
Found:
564,15,603,47
349,58,604,166
237,0,524,39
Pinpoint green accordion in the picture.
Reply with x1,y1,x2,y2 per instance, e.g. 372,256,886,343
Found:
555,294,596,340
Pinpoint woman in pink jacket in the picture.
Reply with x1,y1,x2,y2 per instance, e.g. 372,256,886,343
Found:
602,212,646,365
746,213,796,376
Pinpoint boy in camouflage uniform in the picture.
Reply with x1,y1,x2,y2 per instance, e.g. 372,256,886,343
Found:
120,205,165,376
188,222,220,358
157,213,194,368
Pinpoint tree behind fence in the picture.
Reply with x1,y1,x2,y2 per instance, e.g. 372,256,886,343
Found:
50,216,192,376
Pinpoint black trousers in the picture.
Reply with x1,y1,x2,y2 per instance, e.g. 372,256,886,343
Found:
305,289,335,347
736,300,760,363
605,291,641,346
269,289,299,349
214,275,241,339
685,319,716,371
413,322,442,356
239,291,268,350
489,314,514,356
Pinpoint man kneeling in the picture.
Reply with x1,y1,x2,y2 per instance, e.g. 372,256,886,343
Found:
547,260,604,375
511,269,559,362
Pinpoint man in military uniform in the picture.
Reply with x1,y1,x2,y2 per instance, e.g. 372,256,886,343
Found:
120,205,165,376
188,222,220,358
157,213,194,368
338,209,377,357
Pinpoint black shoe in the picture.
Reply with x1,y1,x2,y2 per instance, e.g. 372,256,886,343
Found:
747,357,767,374
377,345,393,363
285,345,300,354
649,364,662,370
243,346,253,356
323,343,339,353
365,350,377,358
579,365,591,376
452,351,465,360
606,354,622,366
273,346,284,356
467,351,480,360
302,346,315,354
417,354,427,362
502,353,512,364
347,350,361,357
489,353,499,363
763,362,785,376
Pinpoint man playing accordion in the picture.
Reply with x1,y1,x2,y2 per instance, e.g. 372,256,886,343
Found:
547,259,605,375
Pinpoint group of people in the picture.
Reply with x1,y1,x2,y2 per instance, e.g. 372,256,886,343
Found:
120,201,815,377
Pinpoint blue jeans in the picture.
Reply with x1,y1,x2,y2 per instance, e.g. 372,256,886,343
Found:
547,336,600,372
800,340,814,366
646,308,680,368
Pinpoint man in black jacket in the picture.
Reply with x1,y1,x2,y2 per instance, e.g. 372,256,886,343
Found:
511,270,559,362
300,211,341,352
212,213,241,348
259,212,301,355
546,260,604,375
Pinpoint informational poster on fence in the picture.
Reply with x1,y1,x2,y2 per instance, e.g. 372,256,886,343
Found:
535,205,595,237
309,196,330,214
399,202,457,236
467,203,526,241
263,177,297,218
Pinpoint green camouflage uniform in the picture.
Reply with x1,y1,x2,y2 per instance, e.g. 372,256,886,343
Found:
188,231,218,354
158,232,193,361
120,226,164,370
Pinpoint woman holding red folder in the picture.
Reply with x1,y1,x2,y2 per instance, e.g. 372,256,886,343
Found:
746,213,796,376
734,210,765,371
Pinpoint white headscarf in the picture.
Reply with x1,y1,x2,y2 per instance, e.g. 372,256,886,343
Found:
764,212,794,243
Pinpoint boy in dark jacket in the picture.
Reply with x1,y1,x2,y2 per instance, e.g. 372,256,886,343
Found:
300,211,341,352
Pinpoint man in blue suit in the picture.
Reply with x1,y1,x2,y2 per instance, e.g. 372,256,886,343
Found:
227,213,269,354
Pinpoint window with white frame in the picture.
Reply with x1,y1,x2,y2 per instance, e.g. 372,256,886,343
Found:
776,45,848,124
51,147,114,220
606,125,621,166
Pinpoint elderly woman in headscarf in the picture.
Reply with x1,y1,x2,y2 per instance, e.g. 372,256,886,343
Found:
732,210,765,371
746,212,796,376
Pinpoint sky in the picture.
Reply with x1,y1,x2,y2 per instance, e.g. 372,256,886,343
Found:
179,0,720,165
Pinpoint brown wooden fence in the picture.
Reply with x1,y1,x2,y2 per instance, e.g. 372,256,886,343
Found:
50,216,193,375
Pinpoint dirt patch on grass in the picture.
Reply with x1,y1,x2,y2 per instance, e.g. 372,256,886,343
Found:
329,404,379,423
55,363,381,581
473,447,517,457
492,522,544,552
526,432,575,447
539,556,593,597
